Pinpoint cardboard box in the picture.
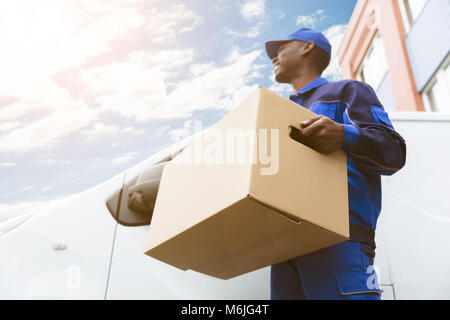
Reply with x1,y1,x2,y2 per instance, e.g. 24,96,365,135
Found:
144,87,349,280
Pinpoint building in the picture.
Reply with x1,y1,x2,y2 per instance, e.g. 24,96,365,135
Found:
338,0,450,112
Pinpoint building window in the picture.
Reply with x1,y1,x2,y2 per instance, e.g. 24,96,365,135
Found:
357,34,388,91
399,0,429,32
422,59,450,112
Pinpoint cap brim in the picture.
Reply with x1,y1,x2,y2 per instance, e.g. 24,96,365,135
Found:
265,40,290,60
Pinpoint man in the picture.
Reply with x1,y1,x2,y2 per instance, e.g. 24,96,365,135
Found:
266,28,406,300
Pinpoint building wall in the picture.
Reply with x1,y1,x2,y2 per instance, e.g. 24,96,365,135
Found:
338,0,425,111
377,73,396,111
405,0,450,92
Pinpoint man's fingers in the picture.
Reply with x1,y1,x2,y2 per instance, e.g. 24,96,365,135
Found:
296,116,343,155
300,116,323,128
300,119,323,140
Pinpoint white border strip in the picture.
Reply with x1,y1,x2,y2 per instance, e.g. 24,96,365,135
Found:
388,112,450,122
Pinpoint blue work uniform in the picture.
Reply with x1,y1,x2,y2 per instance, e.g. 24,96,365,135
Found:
271,77,407,300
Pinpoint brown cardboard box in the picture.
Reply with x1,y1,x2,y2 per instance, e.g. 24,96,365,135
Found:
144,87,349,280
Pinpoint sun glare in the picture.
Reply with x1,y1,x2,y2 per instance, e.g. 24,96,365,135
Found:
2,1,82,48
1,0,87,77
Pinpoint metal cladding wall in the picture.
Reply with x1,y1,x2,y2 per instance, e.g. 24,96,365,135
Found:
380,113,450,299
405,0,450,92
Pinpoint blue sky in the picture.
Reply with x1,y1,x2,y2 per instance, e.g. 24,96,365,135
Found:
0,0,357,217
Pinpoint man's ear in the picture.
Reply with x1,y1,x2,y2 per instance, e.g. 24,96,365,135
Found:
301,41,315,56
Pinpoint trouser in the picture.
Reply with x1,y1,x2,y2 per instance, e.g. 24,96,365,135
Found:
271,225,381,300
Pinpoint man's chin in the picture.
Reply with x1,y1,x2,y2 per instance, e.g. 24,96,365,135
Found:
274,72,290,84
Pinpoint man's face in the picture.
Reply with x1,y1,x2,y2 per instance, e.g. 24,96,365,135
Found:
272,40,305,83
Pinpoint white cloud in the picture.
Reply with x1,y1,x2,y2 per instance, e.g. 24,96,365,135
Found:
144,4,203,43
225,26,261,38
81,123,144,140
170,119,196,142
153,125,172,138
189,63,215,77
0,0,152,153
112,152,140,165
79,47,263,121
0,1,146,77
0,163,16,167
269,83,293,96
296,15,317,28
142,49,196,69
83,123,120,136
296,9,326,29
316,9,325,16
240,0,265,19
0,1,204,154
323,24,348,82
0,121,21,133
213,3,232,13
34,154,71,165
0,79,75,121
0,0,274,209
276,11,286,19
19,186,35,192
0,108,97,152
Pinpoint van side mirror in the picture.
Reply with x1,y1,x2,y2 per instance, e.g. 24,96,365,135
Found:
106,161,169,226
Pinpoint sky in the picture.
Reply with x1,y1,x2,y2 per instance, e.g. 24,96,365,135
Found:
0,0,357,219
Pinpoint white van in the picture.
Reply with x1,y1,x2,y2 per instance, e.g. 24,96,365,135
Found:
1,112,449,300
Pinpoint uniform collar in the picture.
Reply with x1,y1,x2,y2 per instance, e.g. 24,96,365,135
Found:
295,77,328,95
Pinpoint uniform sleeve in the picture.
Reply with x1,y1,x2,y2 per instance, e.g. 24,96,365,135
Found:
340,81,406,176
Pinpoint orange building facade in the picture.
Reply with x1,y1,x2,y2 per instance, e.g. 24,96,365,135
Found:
338,0,450,112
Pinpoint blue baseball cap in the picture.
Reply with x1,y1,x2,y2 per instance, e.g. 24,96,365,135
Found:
265,28,332,59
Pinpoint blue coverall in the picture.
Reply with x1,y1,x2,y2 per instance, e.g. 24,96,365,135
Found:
271,77,407,300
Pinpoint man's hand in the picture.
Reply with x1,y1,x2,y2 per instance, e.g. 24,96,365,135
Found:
298,115,345,155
